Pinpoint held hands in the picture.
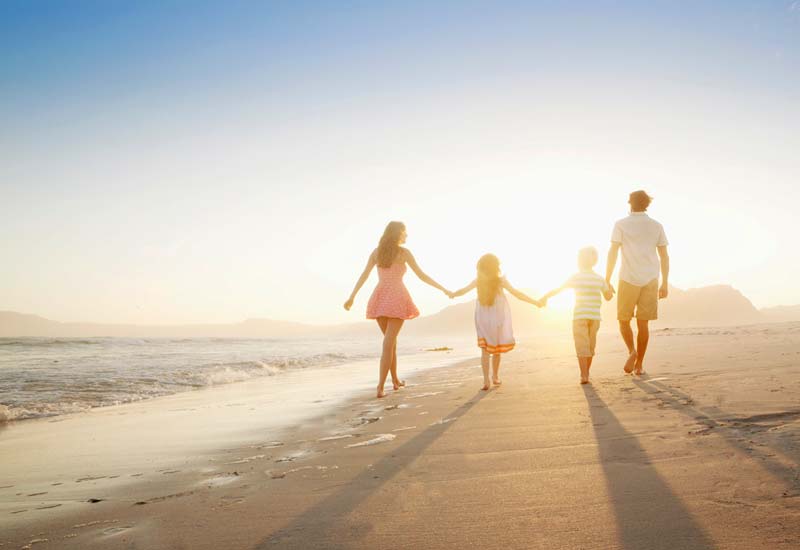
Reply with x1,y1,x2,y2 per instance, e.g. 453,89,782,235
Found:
659,284,669,299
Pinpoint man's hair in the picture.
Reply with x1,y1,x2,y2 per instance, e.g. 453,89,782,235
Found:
628,190,652,212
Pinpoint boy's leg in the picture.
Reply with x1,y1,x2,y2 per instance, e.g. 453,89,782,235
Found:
578,357,590,384
587,320,599,370
491,354,502,385
574,319,591,383
480,349,491,390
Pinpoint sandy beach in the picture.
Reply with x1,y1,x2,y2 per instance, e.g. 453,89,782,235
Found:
2,322,800,549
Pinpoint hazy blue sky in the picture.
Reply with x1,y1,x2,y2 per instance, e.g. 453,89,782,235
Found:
2,1,799,324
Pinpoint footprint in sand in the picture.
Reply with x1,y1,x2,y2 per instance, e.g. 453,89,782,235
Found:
27,492,48,497
226,454,266,465
431,417,457,426
21,538,49,548
318,434,355,441
102,526,131,536
346,434,396,448
76,476,106,483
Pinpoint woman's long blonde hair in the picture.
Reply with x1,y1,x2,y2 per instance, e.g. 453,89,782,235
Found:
477,254,502,306
376,221,406,268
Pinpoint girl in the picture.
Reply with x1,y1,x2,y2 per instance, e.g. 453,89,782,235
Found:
451,254,542,390
344,221,451,398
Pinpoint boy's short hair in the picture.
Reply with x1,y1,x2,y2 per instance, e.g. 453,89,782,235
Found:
578,246,599,270
629,190,652,212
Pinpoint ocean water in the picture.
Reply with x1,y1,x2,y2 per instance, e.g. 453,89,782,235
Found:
0,336,471,422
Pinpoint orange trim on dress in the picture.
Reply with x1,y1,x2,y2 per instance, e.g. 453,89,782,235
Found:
477,338,515,354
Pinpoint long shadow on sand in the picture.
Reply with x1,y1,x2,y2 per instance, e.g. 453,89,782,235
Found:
255,390,488,550
583,385,716,550
633,377,800,493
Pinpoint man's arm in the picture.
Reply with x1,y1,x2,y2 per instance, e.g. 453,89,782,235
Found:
657,245,669,299
606,242,621,289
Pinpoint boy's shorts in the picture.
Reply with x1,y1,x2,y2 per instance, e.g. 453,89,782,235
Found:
617,279,659,321
573,319,600,357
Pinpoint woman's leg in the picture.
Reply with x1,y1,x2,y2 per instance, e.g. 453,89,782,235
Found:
390,342,405,389
377,318,404,398
378,318,404,390
480,349,491,390
491,354,502,385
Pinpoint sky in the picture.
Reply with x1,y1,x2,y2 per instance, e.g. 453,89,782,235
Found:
1,1,799,325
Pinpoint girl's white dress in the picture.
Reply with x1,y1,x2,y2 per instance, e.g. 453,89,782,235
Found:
475,286,515,354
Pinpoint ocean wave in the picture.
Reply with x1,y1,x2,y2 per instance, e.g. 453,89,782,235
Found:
0,346,369,423
0,338,104,347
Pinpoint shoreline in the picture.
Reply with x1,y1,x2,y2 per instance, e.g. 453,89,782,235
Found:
0,347,476,526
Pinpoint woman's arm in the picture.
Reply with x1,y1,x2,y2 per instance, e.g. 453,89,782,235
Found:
404,249,451,295
502,278,543,307
343,250,377,310
450,279,477,298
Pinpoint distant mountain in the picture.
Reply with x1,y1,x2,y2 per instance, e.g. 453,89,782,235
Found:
655,285,763,327
0,285,794,338
761,305,800,324
0,311,320,339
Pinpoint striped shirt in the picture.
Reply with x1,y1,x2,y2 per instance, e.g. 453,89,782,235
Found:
565,271,609,321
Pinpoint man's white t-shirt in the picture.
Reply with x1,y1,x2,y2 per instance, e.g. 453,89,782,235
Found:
611,212,668,286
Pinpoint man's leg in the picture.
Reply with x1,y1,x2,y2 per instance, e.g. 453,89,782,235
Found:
633,279,659,375
619,320,638,373
635,320,650,374
617,281,639,373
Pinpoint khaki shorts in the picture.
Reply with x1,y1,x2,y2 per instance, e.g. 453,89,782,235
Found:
617,279,659,321
573,319,600,357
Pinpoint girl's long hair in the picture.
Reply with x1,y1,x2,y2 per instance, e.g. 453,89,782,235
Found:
476,254,502,306
376,221,406,268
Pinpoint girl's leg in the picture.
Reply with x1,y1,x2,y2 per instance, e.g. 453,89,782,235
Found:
377,318,404,398
480,349,491,390
491,354,502,385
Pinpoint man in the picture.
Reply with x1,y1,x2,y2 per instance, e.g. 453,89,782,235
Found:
605,190,669,375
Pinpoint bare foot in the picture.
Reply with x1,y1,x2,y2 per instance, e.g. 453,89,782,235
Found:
376,389,387,398
392,380,406,390
580,378,589,385
633,363,644,376
623,351,638,374
481,383,491,391
492,379,502,386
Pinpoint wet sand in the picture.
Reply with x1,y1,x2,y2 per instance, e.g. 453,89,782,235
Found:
2,323,800,549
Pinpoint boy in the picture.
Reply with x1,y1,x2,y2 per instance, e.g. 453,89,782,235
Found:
540,247,614,384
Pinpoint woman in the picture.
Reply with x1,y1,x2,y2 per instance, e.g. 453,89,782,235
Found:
344,221,451,398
